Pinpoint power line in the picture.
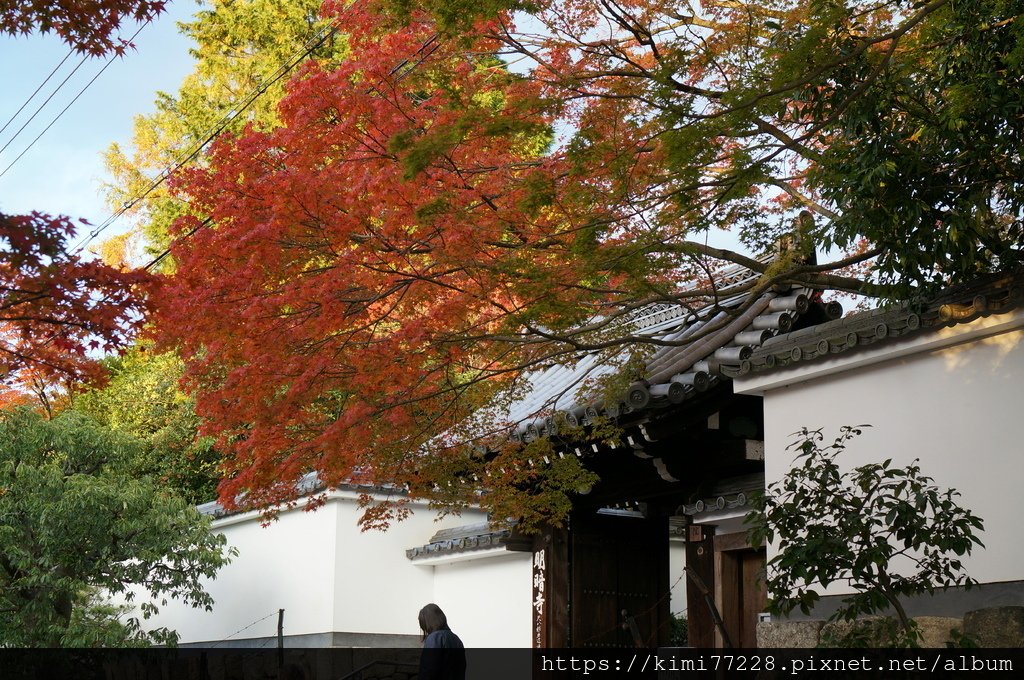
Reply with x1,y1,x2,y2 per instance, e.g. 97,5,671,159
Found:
0,22,150,180
0,48,76,139
0,52,89,157
0,57,118,180
137,31,443,272
143,216,210,271
70,21,341,258
7,25,446,381
0,17,343,383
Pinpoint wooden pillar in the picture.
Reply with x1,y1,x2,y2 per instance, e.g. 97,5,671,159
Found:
685,523,716,648
533,525,569,648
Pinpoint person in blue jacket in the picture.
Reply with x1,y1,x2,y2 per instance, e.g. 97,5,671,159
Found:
418,603,466,680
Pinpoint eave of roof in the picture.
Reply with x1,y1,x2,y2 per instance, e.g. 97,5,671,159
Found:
725,269,1024,382
677,472,764,517
497,259,838,444
196,471,409,519
405,522,516,560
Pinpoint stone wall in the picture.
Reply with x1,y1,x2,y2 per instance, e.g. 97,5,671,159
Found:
756,607,1024,648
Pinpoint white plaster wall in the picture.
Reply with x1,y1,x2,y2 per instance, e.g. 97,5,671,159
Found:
136,494,491,644
430,552,533,647
145,501,341,644
330,498,488,637
669,539,687,618
753,325,1024,590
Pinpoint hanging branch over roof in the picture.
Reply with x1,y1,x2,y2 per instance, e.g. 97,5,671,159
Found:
154,0,1024,526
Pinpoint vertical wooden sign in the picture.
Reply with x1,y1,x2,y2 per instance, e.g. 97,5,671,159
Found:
533,543,547,648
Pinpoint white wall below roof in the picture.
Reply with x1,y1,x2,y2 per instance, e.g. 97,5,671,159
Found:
429,552,534,647
133,492,491,645
745,320,1024,593
142,498,341,644
330,495,487,638
415,532,686,646
669,538,687,618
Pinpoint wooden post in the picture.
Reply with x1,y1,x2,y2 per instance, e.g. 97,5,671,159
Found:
685,523,717,647
277,608,284,670
685,565,733,649
533,525,569,647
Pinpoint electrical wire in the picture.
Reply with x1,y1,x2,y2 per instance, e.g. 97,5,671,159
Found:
143,216,210,271
0,48,76,139
0,17,346,379
137,30,443,272
0,20,345,373
0,52,89,157
0,22,149,180
68,20,341,258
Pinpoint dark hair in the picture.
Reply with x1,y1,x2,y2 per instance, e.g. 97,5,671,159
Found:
418,603,449,640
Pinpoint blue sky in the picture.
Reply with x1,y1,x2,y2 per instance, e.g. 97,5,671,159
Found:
0,0,201,230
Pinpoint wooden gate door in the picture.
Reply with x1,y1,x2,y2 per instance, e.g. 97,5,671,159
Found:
720,548,768,648
570,511,669,648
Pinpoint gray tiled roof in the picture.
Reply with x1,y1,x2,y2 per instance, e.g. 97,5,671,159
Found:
725,270,1024,378
405,522,513,559
196,471,407,518
495,258,834,442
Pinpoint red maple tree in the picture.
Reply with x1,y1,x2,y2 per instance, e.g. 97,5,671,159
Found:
156,0,1017,525
1,0,166,55
153,1,609,521
0,213,149,385
154,0,809,525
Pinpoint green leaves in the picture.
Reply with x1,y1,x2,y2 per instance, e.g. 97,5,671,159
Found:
747,425,984,647
73,345,221,505
0,408,233,647
812,0,1024,296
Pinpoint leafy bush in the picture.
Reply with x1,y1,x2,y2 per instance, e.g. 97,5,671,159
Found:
748,425,984,647
669,612,688,647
